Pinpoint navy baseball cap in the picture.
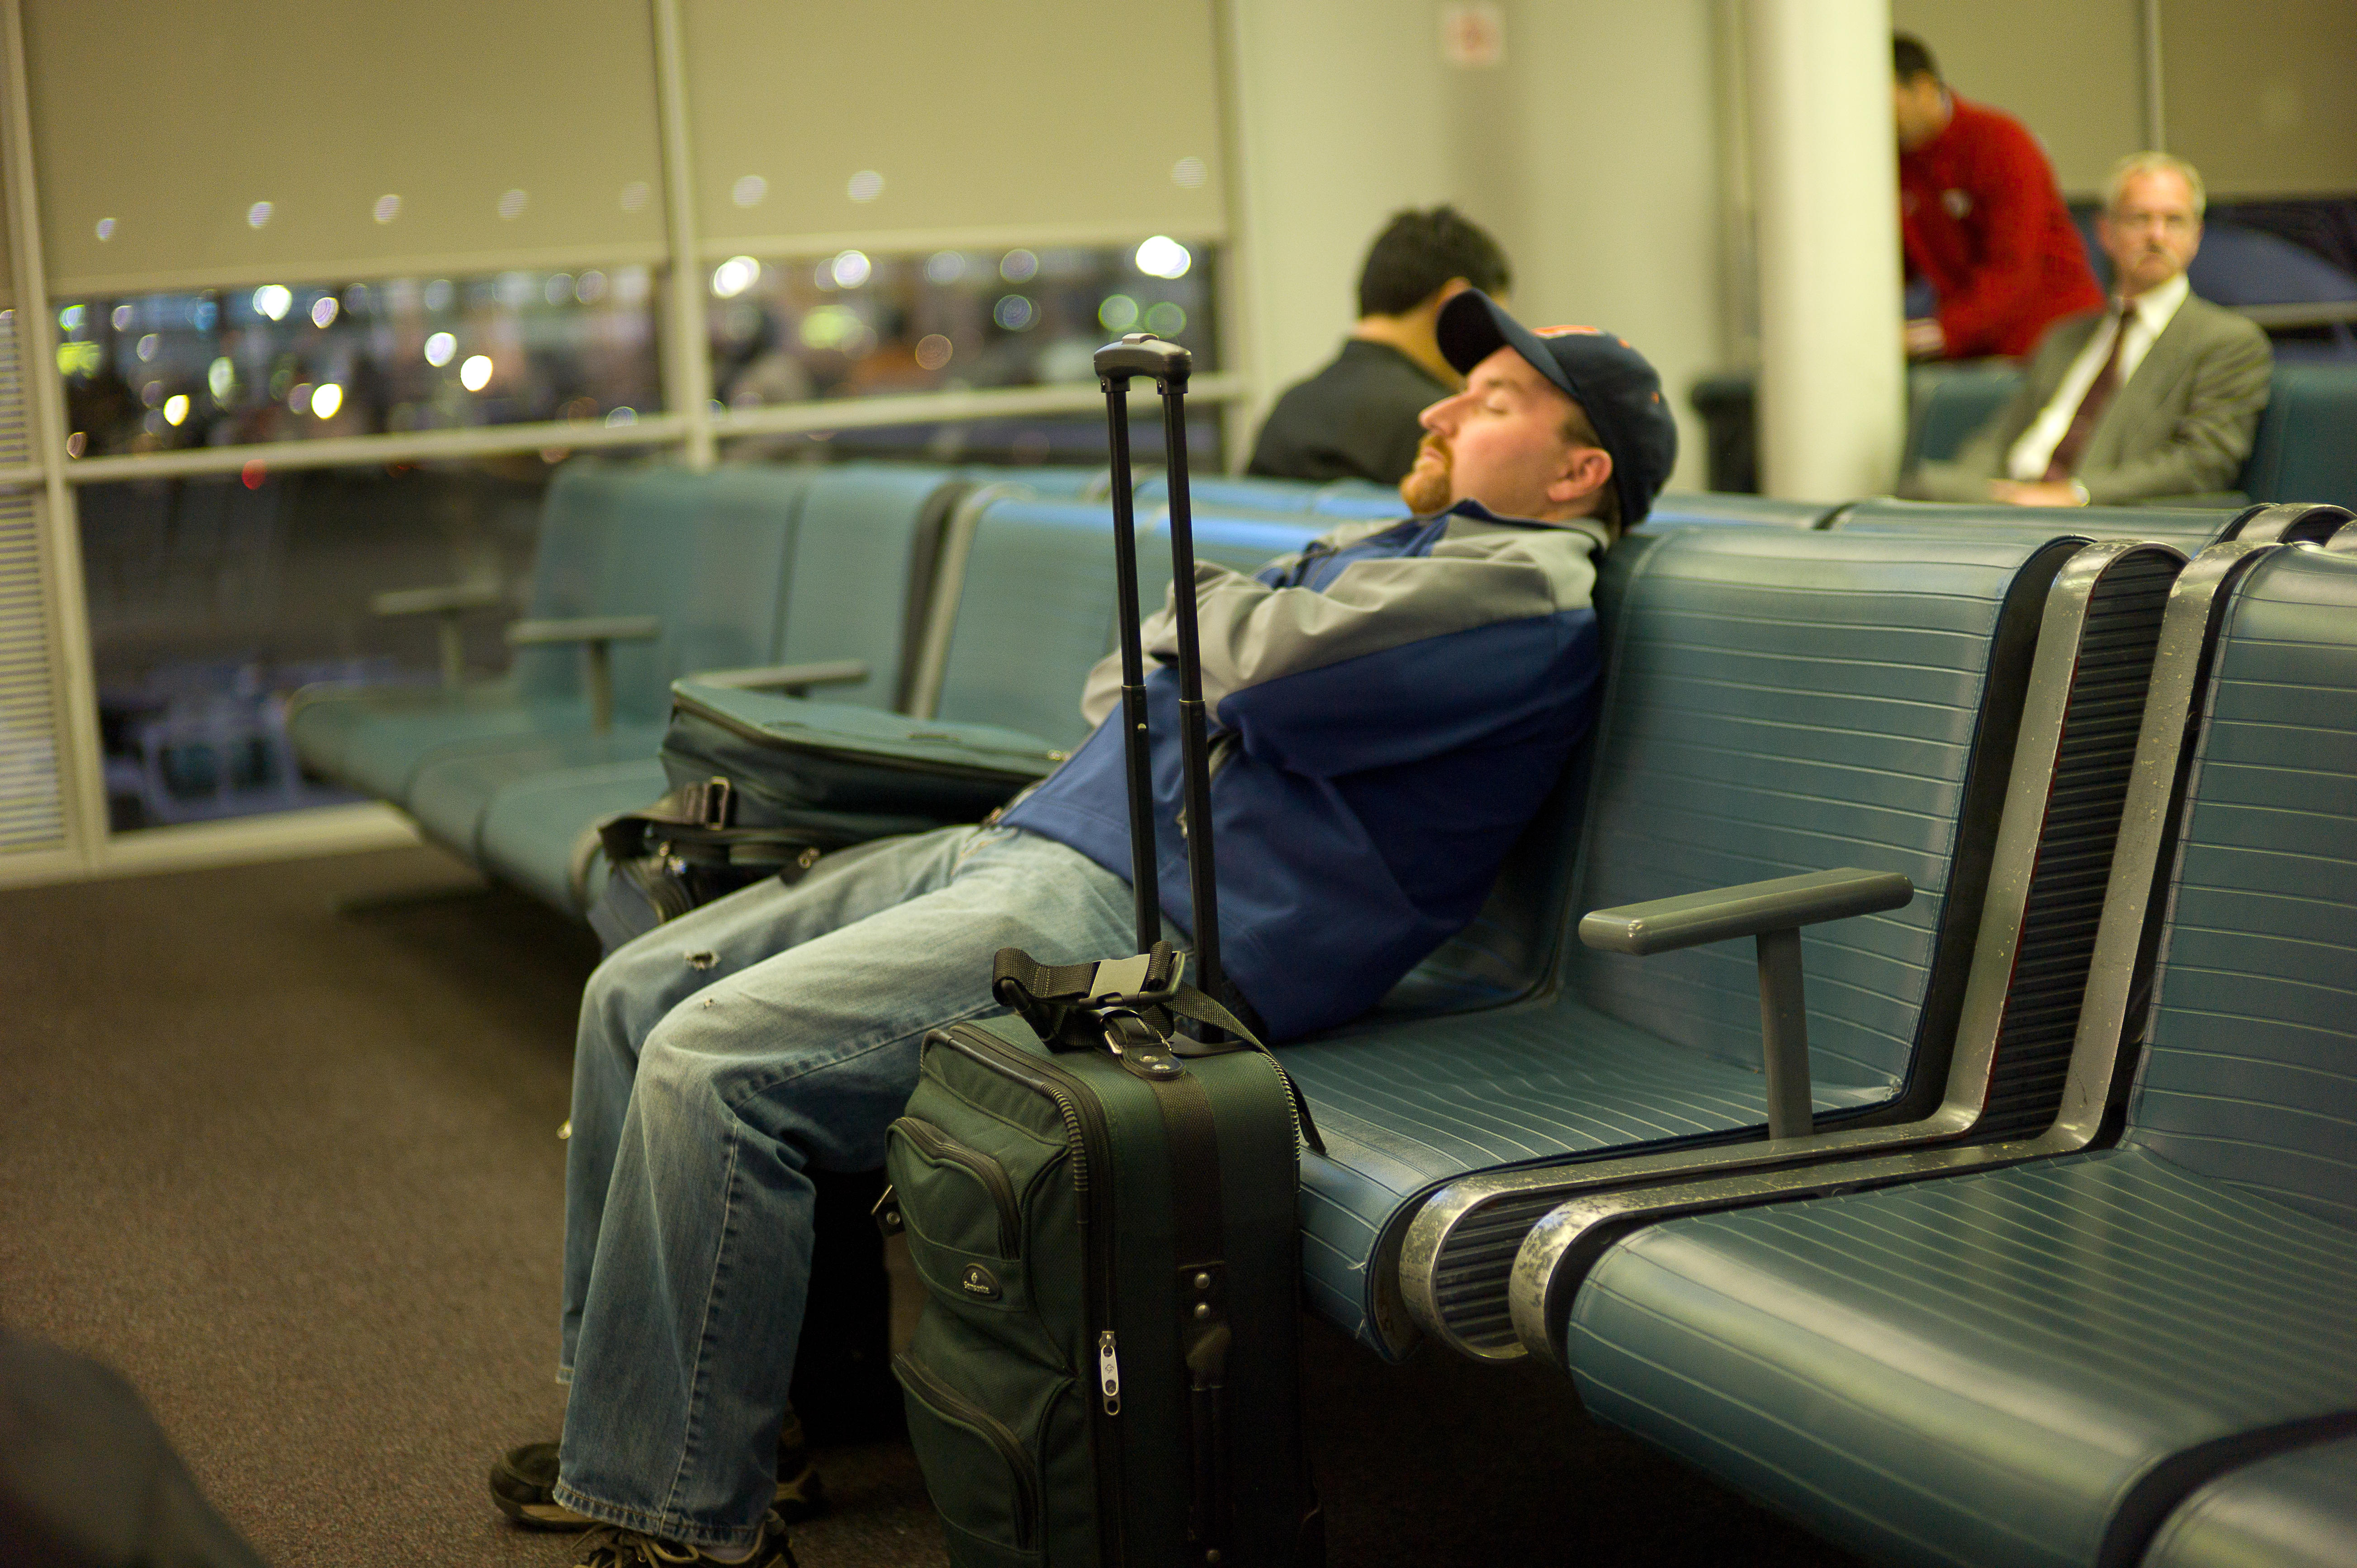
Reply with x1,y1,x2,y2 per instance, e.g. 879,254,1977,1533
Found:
1435,289,1678,525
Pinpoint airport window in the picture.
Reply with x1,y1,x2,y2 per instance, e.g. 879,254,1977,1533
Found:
77,460,560,831
708,240,1219,410
52,268,663,460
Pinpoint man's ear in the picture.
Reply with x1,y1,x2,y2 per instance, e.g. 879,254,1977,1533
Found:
1547,447,1612,510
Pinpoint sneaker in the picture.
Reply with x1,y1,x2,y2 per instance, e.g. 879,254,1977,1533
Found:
492,1415,825,1530
574,1509,796,1567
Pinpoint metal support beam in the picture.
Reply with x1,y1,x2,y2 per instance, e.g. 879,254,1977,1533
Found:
1755,926,1814,1139
1,0,106,863
650,0,714,470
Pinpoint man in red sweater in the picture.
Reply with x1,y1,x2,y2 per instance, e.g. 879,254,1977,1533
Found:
1895,34,2104,360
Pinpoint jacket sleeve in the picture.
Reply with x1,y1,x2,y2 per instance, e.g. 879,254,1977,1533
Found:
1935,122,2069,359
2080,320,2274,504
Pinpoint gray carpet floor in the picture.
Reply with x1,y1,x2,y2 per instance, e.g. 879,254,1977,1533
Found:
0,845,1857,1567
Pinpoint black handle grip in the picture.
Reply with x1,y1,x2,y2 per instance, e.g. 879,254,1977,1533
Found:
1095,332,1192,385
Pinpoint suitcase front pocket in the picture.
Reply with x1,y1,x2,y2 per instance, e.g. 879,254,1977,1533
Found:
894,1350,1046,1563
889,1116,1022,1257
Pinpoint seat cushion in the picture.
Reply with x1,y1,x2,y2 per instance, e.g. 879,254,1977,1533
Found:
1568,1148,2357,1568
328,691,599,803
476,759,671,916
1284,999,1895,1349
402,725,664,863
1835,498,2234,549
2142,1434,2357,1568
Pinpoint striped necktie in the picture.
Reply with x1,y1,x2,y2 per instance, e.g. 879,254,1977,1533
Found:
2043,302,2139,483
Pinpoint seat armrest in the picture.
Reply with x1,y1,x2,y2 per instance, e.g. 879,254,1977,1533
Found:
503,617,663,734
1581,868,1913,1140
370,582,506,618
1580,868,1915,954
691,659,869,694
505,616,663,647
370,582,506,687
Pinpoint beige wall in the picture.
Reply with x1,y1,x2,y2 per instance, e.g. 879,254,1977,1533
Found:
1891,0,2357,200
2163,0,2357,198
1889,0,2143,195
1229,0,1727,489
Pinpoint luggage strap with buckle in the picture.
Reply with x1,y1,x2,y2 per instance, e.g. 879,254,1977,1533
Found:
990,942,1325,1155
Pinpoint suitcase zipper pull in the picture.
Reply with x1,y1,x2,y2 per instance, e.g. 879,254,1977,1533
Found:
1098,1330,1122,1415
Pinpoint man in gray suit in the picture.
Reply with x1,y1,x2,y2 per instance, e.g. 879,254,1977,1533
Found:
1905,152,2271,506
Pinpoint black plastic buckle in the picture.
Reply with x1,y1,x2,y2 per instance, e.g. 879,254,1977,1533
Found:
695,776,734,829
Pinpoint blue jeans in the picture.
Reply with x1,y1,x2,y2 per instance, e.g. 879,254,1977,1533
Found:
553,824,1158,1550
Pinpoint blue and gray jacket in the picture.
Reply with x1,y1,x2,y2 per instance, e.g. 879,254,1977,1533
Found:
1003,499,1608,1041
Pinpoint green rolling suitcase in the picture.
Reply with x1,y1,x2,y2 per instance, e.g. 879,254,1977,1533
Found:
878,335,1325,1567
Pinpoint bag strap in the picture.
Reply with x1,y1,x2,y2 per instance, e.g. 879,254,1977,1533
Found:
991,944,1325,1156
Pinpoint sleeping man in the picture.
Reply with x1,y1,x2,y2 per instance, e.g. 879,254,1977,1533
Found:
493,290,1677,1567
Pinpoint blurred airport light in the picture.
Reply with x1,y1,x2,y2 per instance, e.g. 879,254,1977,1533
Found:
1000,249,1038,282
162,394,189,426
733,174,768,207
310,383,342,419
1135,236,1190,279
310,295,338,328
459,354,493,391
830,250,872,288
94,217,115,240
914,334,953,370
847,170,885,203
373,194,401,223
712,256,761,298
498,189,528,219
994,295,1035,330
1098,294,1140,331
926,250,966,284
1171,157,1206,188
246,201,273,228
253,285,292,321
424,332,456,367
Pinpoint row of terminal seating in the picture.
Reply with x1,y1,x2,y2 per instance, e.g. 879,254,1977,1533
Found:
1908,358,2357,510
290,463,2357,1567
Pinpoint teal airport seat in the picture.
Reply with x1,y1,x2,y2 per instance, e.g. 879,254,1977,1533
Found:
2239,361,2357,510
1640,491,1842,529
1134,473,1322,514
1906,358,2357,512
1561,539,2357,1568
1835,497,2238,549
1275,527,2159,1355
956,465,1105,500
1904,359,2025,468
453,465,960,904
287,460,677,799
1308,480,1408,520
916,496,1133,754
2142,1435,2357,1568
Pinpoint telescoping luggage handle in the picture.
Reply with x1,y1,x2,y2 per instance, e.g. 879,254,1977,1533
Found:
1096,333,1220,991
989,334,1324,1153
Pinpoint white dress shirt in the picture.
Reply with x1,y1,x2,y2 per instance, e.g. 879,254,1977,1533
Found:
2007,272,2192,481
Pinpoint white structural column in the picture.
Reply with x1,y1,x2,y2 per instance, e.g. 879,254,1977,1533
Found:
1746,0,1905,500
650,0,715,471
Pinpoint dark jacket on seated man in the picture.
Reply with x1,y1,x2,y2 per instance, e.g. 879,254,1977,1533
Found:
1905,149,2272,508
1906,286,2272,505
1248,204,1511,486
1247,338,1451,485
